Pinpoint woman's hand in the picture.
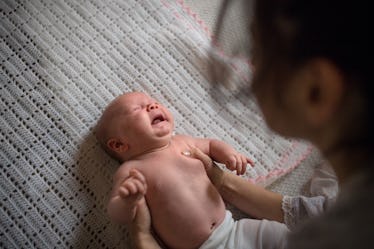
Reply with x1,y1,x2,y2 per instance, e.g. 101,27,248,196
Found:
129,197,162,249
130,198,151,236
183,147,284,222
183,147,225,188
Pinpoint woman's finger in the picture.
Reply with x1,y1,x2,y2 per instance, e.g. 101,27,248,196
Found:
130,198,152,235
183,147,215,170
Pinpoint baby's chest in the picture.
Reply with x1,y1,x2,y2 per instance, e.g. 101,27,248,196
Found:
142,154,206,188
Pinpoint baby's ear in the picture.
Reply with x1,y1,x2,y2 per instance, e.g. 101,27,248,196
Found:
107,138,129,153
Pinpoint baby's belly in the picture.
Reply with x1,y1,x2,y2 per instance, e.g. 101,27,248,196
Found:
147,177,226,249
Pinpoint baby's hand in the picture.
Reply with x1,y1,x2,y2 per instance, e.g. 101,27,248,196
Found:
118,169,147,204
224,153,253,175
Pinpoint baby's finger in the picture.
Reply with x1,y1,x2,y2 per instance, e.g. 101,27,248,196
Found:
129,178,146,195
225,156,237,170
132,178,147,195
236,155,245,175
241,162,247,175
124,181,139,195
247,157,255,167
235,161,242,175
129,169,147,184
240,155,247,175
118,185,130,198
235,155,245,175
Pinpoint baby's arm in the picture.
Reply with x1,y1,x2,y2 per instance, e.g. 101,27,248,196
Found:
188,136,252,175
107,167,147,224
209,139,252,174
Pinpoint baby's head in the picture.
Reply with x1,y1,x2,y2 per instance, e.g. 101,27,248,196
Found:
95,92,174,162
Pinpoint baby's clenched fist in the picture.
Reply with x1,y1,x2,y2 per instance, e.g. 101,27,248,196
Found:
118,169,147,203
225,153,253,175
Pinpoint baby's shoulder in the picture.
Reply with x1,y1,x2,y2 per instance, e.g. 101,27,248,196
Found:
113,161,139,180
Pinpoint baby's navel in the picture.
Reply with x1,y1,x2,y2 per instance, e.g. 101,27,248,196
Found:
210,222,216,230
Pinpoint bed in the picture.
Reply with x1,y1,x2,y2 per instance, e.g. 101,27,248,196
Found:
0,0,322,248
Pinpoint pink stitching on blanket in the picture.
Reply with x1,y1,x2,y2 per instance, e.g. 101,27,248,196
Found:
160,0,314,183
250,144,314,184
175,0,254,71
162,0,251,83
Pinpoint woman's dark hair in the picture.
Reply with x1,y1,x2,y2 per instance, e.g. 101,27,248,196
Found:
254,0,368,76
252,0,372,148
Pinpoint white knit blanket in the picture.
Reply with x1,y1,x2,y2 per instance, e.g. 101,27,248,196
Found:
0,0,320,248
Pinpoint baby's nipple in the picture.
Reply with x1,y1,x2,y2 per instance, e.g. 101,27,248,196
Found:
181,151,191,156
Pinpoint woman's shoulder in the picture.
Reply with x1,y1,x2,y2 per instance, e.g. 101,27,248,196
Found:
288,171,374,249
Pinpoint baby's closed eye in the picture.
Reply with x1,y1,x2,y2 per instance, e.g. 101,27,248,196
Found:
132,106,141,111
123,105,142,114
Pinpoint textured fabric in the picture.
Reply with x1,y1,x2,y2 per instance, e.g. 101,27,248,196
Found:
199,211,288,249
1,0,320,248
184,0,252,57
282,162,338,230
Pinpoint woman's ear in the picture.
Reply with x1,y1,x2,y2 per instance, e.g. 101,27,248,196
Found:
302,59,344,128
107,138,129,153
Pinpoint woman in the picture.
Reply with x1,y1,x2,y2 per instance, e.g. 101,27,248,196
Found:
131,0,372,248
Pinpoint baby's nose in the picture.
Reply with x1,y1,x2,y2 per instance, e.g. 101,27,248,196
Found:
147,103,159,111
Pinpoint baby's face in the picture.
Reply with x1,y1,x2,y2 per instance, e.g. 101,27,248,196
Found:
110,92,174,146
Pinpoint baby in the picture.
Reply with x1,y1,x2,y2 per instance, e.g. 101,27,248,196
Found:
96,92,287,249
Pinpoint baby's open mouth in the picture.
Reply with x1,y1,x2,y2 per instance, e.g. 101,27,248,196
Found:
152,114,166,125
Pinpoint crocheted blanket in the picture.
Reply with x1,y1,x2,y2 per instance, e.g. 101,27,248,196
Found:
0,0,320,247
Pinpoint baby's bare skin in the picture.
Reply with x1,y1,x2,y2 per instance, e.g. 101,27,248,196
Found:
113,135,227,249
96,92,251,249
